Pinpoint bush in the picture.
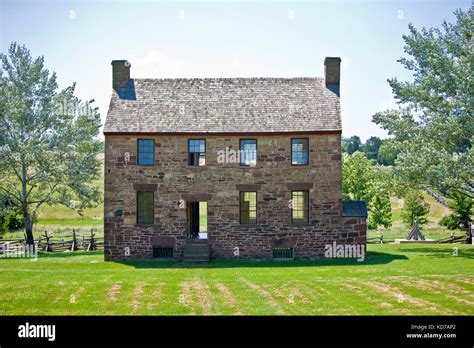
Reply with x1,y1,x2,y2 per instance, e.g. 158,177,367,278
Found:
401,189,430,227
440,192,473,232
0,194,25,235
0,208,24,234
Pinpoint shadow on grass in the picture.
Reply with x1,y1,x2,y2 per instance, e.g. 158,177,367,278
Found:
395,246,474,259
116,250,408,269
0,251,104,261
36,251,104,258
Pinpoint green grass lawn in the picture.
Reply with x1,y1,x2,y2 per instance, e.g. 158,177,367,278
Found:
0,243,472,315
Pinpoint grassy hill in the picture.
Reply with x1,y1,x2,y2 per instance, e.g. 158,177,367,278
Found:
371,193,462,241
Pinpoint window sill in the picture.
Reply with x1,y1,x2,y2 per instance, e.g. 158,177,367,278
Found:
135,223,155,227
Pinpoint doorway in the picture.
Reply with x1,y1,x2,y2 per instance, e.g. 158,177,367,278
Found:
186,201,207,239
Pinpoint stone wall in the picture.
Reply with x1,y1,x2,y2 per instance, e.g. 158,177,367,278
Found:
104,133,366,261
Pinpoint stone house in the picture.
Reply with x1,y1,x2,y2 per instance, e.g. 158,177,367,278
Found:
103,57,367,262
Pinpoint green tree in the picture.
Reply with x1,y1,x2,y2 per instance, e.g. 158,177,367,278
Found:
0,43,102,246
369,191,392,229
343,152,392,229
342,152,373,202
401,189,430,227
440,192,473,232
363,136,382,160
372,8,473,200
342,136,362,155
377,140,397,166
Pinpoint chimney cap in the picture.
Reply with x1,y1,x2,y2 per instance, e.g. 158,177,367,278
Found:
324,57,341,64
111,60,131,67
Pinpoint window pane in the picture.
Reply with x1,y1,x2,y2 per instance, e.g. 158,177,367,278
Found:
292,139,309,165
138,139,154,165
240,140,257,167
292,191,309,223
198,153,206,166
198,140,206,153
137,191,154,223
189,139,206,166
240,191,257,224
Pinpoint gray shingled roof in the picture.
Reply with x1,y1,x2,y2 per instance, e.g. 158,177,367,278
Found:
342,201,368,218
104,78,341,133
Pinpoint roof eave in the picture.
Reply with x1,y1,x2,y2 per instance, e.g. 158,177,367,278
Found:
103,130,342,136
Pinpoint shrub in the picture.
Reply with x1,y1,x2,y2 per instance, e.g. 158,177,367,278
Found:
0,194,25,235
0,208,24,235
440,192,473,232
401,189,430,227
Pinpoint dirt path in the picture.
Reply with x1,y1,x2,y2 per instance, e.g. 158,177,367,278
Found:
215,283,242,315
364,281,459,315
107,282,122,302
131,283,144,314
180,279,213,315
241,278,284,315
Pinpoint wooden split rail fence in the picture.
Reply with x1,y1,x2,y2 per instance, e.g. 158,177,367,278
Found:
367,233,468,244
421,185,448,207
0,229,104,254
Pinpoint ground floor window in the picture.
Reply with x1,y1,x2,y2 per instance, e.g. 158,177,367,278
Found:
291,191,309,223
240,191,257,224
137,191,154,224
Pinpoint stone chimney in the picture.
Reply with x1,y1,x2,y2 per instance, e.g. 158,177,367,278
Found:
111,60,131,89
324,57,341,95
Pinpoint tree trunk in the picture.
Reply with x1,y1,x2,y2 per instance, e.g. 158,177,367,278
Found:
23,213,35,247
20,155,35,248
466,227,472,244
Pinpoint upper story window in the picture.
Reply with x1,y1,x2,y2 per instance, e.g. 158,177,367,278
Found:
137,191,154,224
291,138,309,165
240,191,257,224
137,139,155,166
240,139,257,167
188,139,206,166
291,191,309,223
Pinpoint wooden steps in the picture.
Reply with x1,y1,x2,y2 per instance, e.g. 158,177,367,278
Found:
183,239,210,263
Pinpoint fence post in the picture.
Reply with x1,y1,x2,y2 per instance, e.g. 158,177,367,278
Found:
71,229,77,252
42,231,52,252
88,229,97,251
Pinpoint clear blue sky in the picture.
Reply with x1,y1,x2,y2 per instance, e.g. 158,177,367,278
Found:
1,0,470,140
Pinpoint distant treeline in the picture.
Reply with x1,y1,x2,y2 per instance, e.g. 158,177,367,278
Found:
342,136,397,166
